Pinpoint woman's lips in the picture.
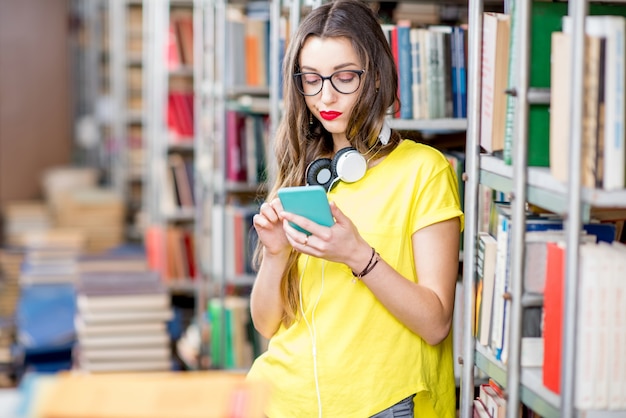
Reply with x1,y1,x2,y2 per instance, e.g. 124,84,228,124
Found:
320,111,342,121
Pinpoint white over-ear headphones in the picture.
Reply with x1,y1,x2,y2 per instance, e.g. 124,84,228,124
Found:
305,121,391,191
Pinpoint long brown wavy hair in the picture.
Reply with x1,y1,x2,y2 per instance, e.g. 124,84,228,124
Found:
253,0,400,327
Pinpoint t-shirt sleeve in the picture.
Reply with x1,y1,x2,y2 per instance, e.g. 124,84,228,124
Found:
412,162,464,233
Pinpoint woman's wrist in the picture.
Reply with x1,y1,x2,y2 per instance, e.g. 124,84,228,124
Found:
350,246,381,280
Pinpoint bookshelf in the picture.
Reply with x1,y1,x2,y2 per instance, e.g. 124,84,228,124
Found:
143,0,198,285
195,0,278,369
460,1,626,417
108,0,146,241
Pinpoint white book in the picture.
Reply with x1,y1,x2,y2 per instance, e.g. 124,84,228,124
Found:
75,319,167,337
78,358,171,373
490,212,509,361
417,28,430,119
79,332,170,350
477,232,497,348
575,243,603,410
79,309,174,325
608,241,626,409
77,293,171,313
80,346,171,361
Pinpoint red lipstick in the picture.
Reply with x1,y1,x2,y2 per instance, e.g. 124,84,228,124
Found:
320,111,342,121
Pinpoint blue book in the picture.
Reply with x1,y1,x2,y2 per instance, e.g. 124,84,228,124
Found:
396,21,413,119
451,26,467,118
16,284,76,350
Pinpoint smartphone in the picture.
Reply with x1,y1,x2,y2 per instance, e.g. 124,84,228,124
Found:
277,185,335,235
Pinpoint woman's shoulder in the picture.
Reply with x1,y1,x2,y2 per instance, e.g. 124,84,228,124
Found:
391,139,451,168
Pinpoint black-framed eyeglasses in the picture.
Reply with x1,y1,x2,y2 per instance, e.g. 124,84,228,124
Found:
293,70,365,96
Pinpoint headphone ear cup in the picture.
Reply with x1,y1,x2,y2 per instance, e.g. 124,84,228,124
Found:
306,158,334,191
331,147,367,183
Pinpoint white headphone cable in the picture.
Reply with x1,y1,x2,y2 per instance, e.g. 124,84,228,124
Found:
298,256,325,418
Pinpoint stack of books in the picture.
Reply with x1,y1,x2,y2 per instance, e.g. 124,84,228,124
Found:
53,188,126,254
0,247,23,318
11,228,85,379
1,200,52,247
0,316,14,387
74,270,174,372
18,229,85,286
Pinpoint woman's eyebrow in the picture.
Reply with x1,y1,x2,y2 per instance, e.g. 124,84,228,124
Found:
299,62,360,72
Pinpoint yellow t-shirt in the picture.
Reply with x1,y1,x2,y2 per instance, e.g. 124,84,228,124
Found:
247,140,464,417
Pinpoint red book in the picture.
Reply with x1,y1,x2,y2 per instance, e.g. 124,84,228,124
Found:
166,23,181,70
390,25,400,118
226,111,248,182
145,226,167,279
542,241,565,394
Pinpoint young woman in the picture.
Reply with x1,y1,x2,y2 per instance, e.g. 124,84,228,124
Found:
246,1,464,416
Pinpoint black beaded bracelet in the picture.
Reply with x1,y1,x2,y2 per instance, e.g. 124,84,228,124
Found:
352,247,380,280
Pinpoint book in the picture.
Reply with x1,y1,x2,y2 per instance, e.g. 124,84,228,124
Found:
396,20,413,120
244,15,269,87
549,31,571,182
225,10,248,88
16,283,76,350
173,12,194,66
480,12,510,154
451,25,467,119
74,320,167,338
476,231,497,347
77,293,170,313
542,242,565,394
226,110,248,182
417,28,431,119
608,242,626,409
76,270,165,297
168,153,194,208
410,28,424,120
78,332,170,350
429,25,454,118
576,243,606,409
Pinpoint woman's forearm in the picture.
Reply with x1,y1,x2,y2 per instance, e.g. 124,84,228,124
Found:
249,251,290,339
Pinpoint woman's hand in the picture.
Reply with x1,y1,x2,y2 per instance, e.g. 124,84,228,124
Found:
280,201,372,272
253,198,291,257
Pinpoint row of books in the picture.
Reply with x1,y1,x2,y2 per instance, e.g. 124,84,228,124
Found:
210,203,259,282
480,3,626,190
543,240,626,410
225,2,271,88
223,3,469,121
225,110,270,185
208,296,266,370
550,15,626,190
474,199,626,410
144,225,197,283
383,22,467,120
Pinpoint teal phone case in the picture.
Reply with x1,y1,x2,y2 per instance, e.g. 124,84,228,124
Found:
277,185,335,235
